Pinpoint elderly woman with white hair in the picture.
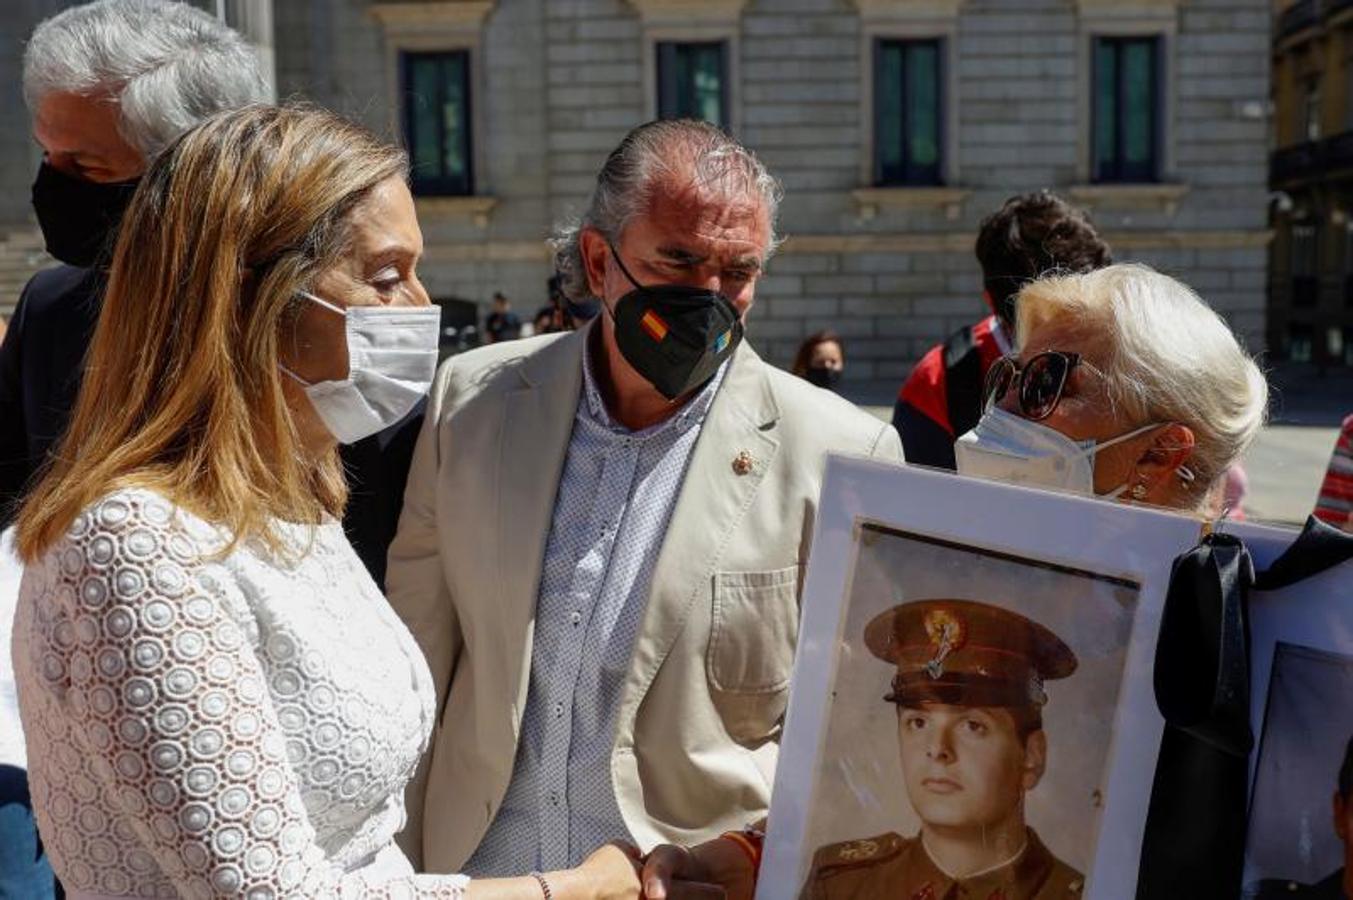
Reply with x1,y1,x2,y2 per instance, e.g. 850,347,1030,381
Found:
952,263,1268,513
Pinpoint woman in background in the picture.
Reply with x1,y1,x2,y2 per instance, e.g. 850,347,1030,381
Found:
791,329,846,392
1315,414,1353,531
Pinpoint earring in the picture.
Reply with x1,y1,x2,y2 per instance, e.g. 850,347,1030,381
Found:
1130,480,1149,501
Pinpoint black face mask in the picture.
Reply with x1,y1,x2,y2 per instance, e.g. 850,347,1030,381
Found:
805,365,843,391
31,161,140,268
605,243,744,401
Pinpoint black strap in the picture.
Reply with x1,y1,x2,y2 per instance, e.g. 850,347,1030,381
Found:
941,325,983,437
1137,533,1255,900
1254,515,1353,590
1153,533,1255,756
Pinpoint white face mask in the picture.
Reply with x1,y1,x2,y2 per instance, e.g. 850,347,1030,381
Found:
954,407,1167,499
281,290,441,444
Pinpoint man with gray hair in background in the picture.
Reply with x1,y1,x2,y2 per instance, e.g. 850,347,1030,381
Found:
386,119,903,887
0,0,267,524
0,3,265,894
0,0,423,589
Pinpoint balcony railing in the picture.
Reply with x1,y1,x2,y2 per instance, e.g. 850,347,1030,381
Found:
1279,0,1320,38
1270,130,1353,184
1278,0,1353,40
1272,140,1321,184
1328,129,1353,167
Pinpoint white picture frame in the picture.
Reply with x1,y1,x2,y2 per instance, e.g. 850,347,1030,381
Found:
759,458,1205,900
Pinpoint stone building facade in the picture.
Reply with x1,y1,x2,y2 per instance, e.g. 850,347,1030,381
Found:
0,0,1272,396
1270,0,1353,370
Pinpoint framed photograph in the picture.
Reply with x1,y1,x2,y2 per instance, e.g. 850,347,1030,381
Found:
1233,521,1353,899
760,458,1205,900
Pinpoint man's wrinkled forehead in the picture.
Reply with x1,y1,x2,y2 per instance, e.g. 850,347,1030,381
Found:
633,176,771,259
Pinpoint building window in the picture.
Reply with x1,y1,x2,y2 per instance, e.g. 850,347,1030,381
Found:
1092,36,1161,183
1288,322,1314,362
402,51,473,196
1345,66,1353,131
873,38,943,187
1304,79,1323,142
656,41,729,129
1342,224,1353,307
1293,222,1319,308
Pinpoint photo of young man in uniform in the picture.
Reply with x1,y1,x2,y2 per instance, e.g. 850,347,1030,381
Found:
802,599,1084,900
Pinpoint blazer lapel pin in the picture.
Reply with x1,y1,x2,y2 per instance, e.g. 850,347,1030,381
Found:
732,450,755,476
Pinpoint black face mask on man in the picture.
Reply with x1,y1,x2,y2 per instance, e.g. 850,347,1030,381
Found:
603,241,744,401
31,161,140,269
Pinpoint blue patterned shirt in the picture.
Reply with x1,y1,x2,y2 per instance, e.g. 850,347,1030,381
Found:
463,350,727,875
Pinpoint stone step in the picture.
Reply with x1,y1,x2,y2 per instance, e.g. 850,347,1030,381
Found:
0,227,54,317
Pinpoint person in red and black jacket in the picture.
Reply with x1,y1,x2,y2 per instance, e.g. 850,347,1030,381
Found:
892,191,1111,469
1315,414,1353,532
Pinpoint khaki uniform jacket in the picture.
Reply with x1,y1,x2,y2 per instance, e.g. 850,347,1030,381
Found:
802,829,1084,900
386,326,904,872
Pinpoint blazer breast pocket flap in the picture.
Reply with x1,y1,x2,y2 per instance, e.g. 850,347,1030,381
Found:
707,565,801,695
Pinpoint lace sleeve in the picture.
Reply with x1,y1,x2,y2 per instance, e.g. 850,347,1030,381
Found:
39,494,469,898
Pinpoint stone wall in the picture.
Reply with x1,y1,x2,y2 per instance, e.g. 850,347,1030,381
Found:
271,0,1270,396
0,0,1273,395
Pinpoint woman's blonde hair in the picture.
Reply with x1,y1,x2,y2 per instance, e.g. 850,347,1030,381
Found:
1015,263,1268,506
17,104,408,560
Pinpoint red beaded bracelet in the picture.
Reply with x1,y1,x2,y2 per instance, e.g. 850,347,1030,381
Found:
720,828,763,879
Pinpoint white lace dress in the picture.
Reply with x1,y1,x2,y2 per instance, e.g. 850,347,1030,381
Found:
12,488,470,899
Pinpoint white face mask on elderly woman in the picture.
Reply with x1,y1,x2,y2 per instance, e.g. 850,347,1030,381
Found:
954,407,1176,499
280,289,441,444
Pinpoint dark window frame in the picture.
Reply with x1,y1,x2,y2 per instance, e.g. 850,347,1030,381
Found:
1292,221,1320,309
872,37,945,187
400,49,474,197
1287,320,1315,363
1091,35,1164,184
656,40,731,130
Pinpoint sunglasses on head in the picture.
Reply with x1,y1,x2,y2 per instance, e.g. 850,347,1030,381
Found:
982,350,1087,421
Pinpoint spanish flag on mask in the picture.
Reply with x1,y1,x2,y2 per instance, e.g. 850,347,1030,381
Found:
640,309,669,342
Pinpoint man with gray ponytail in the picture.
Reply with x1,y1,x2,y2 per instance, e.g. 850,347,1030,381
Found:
387,119,903,878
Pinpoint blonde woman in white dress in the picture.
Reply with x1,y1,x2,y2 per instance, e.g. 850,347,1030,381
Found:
11,104,641,900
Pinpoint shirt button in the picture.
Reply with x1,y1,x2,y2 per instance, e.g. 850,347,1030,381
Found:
548,792,559,806
570,611,582,626
554,702,564,718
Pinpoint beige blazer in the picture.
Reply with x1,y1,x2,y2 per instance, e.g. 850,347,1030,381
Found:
386,325,904,873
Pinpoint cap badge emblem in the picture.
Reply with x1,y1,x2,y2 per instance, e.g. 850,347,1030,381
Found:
923,608,967,679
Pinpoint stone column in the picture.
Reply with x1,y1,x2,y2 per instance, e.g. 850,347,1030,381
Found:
219,0,276,101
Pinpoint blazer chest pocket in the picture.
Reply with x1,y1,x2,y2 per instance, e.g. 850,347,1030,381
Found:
707,565,800,742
